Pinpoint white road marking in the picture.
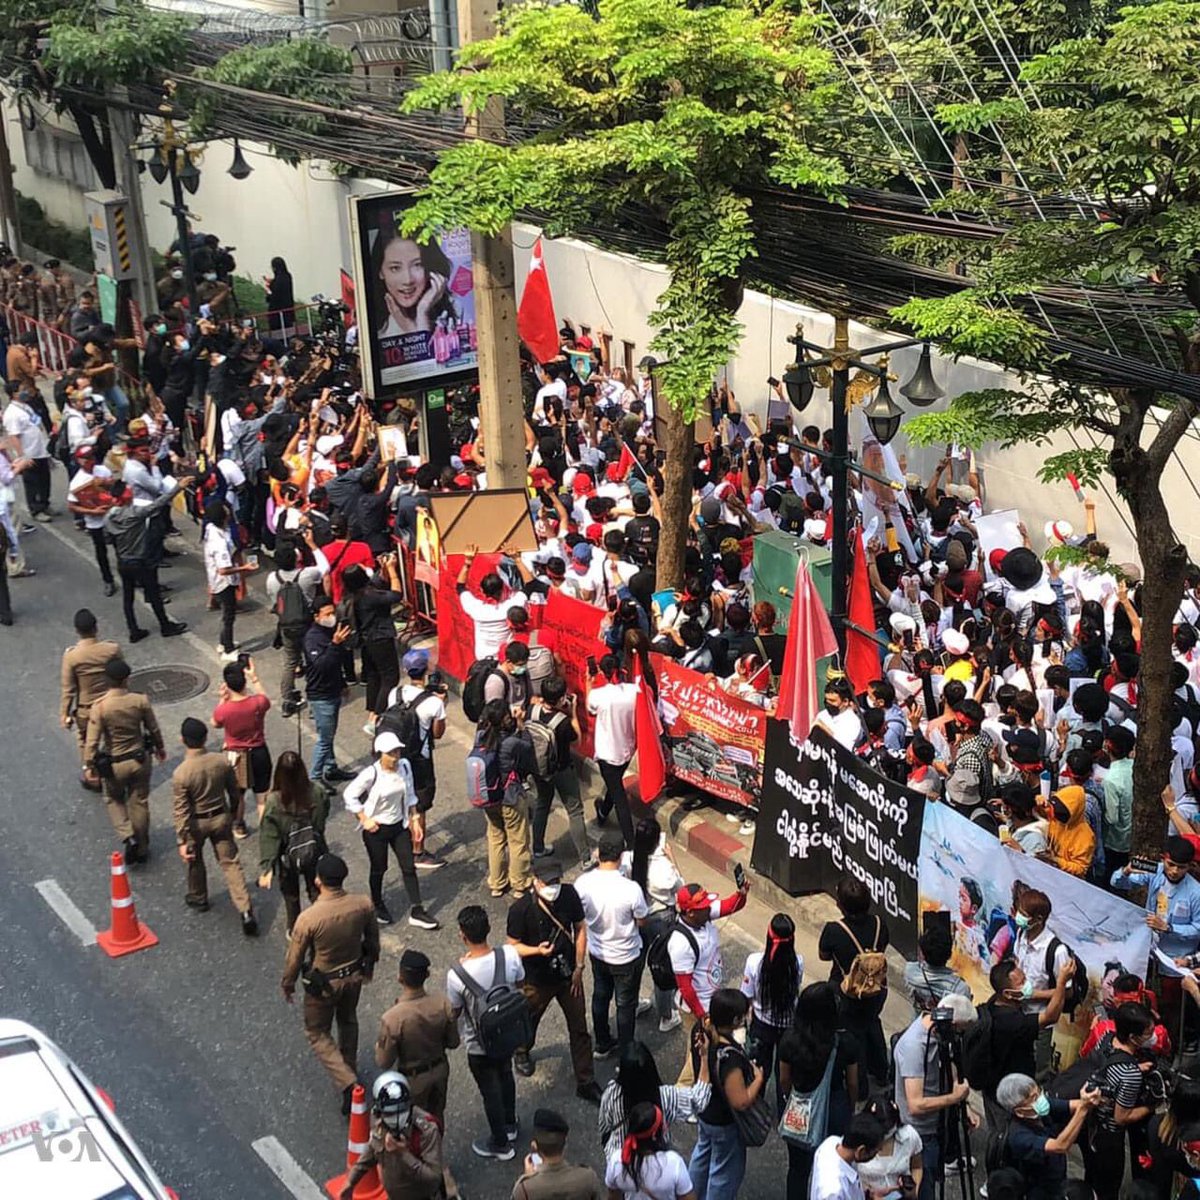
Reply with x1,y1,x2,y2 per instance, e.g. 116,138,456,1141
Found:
252,1136,327,1200
34,879,98,947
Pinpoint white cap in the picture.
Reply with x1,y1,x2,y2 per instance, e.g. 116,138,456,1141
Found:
943,628,970,655
803,518,827,541
888,670,921,701
217,458,245,488
374,732,403,754
1044,519,1074,544
889,612,917,635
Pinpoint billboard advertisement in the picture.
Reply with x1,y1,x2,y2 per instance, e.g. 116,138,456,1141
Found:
349,192,478,397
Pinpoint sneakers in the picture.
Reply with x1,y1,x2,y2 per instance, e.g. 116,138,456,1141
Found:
739,819,756,836
943,1156,977,1173
374,902,394,926
322,765,356,783
232,821,250,840
103,581,117,597
636,998,653,1017
219,649,241,664
593,1042,617,1060
533,847,555,860
414,851,447,872
576,1080,603,1104
161,621,188,637
33,512,52,523
471,1138,514,1162
130,629,151,643
241,910,259,937
513,1050,534,1077
659,1012,682,1033
362,722,377,736
408,907,439,930
185,897,211,912
506,1120,520,1143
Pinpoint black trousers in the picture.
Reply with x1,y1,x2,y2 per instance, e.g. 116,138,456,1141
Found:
279,862,318,933
216,585,237,652
118,560,171,634
0,562,10,621
597,758,635,847
468,1053,516,1152
87,527,113,585
361,638,399,715
22,457,51,514
361,821,421,910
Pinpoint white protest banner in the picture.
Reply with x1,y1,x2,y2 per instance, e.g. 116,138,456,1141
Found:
975,508,1023,577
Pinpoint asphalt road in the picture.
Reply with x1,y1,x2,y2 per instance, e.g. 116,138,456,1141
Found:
0,503,918,1200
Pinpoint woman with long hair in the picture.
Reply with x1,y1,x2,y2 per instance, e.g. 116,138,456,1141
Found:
599,1038,712,1159
740,913,802,1100
257,750,328,936
1148,1074,1200,1197
777,982,862,1200
605,1101,697,1200
263,256,295,338
371,228,455,339
622,816,684,1030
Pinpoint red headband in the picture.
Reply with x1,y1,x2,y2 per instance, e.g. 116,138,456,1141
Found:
621,1107,664,1166
767,929,793,962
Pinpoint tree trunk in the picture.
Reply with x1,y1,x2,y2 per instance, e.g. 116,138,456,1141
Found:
656,393,694,591
1114,444,1189,857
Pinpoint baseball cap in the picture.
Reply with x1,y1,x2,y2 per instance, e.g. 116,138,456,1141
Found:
676,883,717,913
572,543,593,564
402,648,430,675
533,857,564,883
374,731,403,755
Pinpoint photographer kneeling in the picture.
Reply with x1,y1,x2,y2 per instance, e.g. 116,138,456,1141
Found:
893,993,978,1200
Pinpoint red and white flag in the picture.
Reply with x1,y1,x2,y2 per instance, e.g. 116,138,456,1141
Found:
517,236,560,364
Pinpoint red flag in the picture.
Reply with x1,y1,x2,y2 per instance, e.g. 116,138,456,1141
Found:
616,441,638,481
777,558,839,743
634,675,666,804
517,236,560,364
845,528,879,695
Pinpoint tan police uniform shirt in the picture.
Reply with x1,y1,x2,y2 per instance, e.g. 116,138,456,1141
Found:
375,992,460,1074
171,751,239,844
83,688,162,766
353,1112,442,1200
60,637,121,724
511,1162,606,1200
282,888,380,989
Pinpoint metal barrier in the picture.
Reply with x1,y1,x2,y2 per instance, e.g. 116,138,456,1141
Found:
1,303,79,375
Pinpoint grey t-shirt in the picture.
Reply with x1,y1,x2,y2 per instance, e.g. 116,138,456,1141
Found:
893,1017,944,1136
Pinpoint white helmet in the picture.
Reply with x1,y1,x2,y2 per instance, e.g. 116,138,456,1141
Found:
373,1071,412,1132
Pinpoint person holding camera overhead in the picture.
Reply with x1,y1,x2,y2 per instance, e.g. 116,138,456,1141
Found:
505,857,603,1103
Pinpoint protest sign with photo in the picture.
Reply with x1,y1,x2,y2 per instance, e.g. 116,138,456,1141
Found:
752,722,925,958
652,654,766,808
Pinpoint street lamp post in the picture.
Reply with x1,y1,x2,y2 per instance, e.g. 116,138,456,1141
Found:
784,313,945,654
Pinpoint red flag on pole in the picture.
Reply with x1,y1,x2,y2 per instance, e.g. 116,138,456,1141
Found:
616,441,638,481
777,557,839,743
634,675,666,804
845,527,880,695
517,236,560,364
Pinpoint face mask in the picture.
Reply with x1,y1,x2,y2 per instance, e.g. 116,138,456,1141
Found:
825,701,840,714
171,269,183,280
79,386,92,399
155,323,167,334
538,883,561,902
1032,1093,1051,1118
177,339,190,352
510,666,527,677
317,615,336,628
1014,913,1031,930
204,273,217,281
1020,979,1034,1000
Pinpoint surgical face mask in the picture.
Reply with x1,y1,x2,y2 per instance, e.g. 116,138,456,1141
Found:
537,883,561,902
171,269,183,280
1020,979,1034,1000
510,666,527,677
317,614,336,628
177,339,190,352
1014,913,1031,930
1031,1093,1051,1119
204,272,217,281
155,323,167,334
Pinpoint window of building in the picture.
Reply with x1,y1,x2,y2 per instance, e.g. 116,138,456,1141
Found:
22,123,98,191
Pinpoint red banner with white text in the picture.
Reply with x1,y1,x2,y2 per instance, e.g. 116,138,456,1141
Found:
541,588,608,759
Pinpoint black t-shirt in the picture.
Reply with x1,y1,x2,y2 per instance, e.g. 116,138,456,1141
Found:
1006,1100,1070,1200
505,885,584,987
698,1039,754,1127
778,1027,861,1097
624,515,660,565
753,632,787,676
986,1002,1040,1094
819,914,891,1015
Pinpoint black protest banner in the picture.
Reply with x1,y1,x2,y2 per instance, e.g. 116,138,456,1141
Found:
750,720,925,958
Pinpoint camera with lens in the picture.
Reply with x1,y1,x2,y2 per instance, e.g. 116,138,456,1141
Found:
547,949,574,982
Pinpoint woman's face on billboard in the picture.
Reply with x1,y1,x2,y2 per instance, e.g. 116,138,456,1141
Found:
379,236,427,310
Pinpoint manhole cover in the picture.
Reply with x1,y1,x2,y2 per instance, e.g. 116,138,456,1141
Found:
127,665,210,706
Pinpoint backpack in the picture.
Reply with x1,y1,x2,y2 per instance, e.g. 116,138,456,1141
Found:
462,656,502,723
647,922,699,992
451,947,533,1060
525,638,555,697
283,815,323,875
962,1002,998,1093
376,689,433,765
1045,937,1089,1016
526,713,564,781
983,1117,1012,1176
273,575,313,636
838,917,888,1001
465,745,502,808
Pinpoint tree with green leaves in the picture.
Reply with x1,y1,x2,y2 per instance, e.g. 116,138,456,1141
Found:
400,0,848,587
887,0,1200,856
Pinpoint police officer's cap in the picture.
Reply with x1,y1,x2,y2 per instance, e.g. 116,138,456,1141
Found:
399,949,430,980
104,657,131,683
533,1108,570,1135
316,853,349,885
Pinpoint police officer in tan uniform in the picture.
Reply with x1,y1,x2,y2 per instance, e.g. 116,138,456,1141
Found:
282,853,379,1114
375,949,459,1123
171,717,257,934
60,608,120,792
510,1109,605,1200
83,657,163,864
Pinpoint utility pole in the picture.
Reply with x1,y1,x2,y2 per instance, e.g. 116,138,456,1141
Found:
455,0,526,489
106,100,158,323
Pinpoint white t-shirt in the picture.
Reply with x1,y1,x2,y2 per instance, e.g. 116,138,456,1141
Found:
574,868,648,965
381,682,447,760
446,945,525,1056
810,1136,866,1200
605,1149,693,1200
2,399,48,459
588,682,639,765
619,834,683,913
855,1125,923,1194
814,706,863,751
67,464,112,530
460,589,526,660
740,949,805,1028
668,917,723,1011
203,522,235,594
342,760,418,828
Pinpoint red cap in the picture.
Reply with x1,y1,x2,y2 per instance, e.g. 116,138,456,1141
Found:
989,548,1009,573
530,467,553,489
585,522,604,544
676,884,717,913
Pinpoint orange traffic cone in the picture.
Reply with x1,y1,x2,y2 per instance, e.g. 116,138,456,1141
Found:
96,852,158,958
325,1085,385,1200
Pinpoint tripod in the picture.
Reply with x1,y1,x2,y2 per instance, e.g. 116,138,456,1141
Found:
933,1023,977,1200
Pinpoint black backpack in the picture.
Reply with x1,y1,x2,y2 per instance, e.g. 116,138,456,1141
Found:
376,688,433,765
451,947,533,1060
647,922,699,991
462,657,502,723
962,1002,998,1093
283,816,324,874
274,575,313,637
1045,937,1089,1016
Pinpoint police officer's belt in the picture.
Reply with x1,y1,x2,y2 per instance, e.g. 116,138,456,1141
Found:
327,961,363,980
403,1056,447,1076
194,806,229,820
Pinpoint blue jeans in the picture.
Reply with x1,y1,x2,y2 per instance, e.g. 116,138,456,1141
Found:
690,1118,746,1200
102,385,130,434
918,1131,941,1200
309,697,340,779
590,954,642,1050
